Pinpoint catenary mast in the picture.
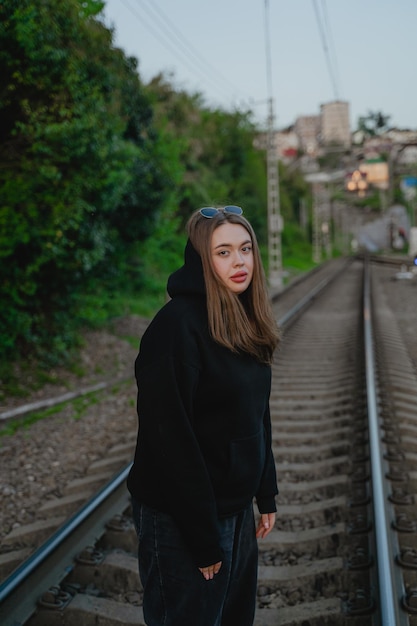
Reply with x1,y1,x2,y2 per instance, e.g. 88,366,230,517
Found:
264,0,283,289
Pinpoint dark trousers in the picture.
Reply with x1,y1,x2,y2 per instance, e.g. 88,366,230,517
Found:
132,500,258,626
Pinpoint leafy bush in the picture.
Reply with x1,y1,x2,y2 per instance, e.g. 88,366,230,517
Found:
0,0,170,364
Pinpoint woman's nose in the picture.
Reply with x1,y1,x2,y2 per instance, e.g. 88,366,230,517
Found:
233,251,244,265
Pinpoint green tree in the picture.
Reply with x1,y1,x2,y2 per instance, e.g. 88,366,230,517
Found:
357,110,391,137
0,0,168,363
145,74,268,238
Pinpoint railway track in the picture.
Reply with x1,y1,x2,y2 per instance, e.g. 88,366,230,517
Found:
2,255,417,625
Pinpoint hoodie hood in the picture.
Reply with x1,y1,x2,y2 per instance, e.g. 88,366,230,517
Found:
167,239,206,298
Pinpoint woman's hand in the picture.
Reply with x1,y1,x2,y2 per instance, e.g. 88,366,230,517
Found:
256,512,275,539
198,561,222,580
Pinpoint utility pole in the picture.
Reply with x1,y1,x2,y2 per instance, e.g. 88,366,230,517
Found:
312,185,320,263
264,0,283,290
312,182,331,263
266,98,283,288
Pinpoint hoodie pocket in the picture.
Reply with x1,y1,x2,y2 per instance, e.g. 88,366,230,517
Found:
228,430,265,498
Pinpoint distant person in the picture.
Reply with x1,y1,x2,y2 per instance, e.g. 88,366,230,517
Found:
398,226,407,243
128,206,279,626
393,226,407,250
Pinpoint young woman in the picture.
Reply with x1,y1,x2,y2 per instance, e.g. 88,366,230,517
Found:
127,206,279,626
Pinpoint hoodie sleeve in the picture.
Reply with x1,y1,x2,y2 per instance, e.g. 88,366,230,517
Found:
135,345,224,568
255,404,278,514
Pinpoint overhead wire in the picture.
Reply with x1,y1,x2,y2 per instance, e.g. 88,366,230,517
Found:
117,0,251,103
141,0,244,96
311,0,349,150
311,0,341,101
320,0,341,98
264,0,274,103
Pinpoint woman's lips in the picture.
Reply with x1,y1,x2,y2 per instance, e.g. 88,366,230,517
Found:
230,272,248,283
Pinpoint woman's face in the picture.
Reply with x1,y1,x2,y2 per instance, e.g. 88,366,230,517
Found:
210,223,254,294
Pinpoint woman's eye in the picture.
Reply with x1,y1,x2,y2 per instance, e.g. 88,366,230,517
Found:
218,250,229,256
242,246,252,253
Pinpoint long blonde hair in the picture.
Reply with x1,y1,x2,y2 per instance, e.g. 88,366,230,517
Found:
186,208,279,364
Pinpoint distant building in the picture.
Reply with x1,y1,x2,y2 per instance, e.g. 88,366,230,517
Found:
397,145,417,166
254,100,356,162
275,128,299,162
320,101,351,148
362,136,392,155
294,115,320,156
386,128,417,144
253,127,299,163
359,159,389,190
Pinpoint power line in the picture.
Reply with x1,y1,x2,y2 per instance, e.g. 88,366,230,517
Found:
311,0,340,100
264,0,274,101
119,0,218,89
142,0,244,96
117,0,250,102
321,0,340,94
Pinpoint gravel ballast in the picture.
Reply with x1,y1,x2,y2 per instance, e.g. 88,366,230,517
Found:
0,315,149,543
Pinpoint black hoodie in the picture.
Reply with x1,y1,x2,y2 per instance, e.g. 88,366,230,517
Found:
127,240,278,567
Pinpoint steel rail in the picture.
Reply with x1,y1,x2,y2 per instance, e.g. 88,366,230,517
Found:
0,464,132,626
0,375,131,422
276,256,354,329
363,257,406,625
278,273,338,328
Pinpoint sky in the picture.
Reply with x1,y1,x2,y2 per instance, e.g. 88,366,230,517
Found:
102,0,417,132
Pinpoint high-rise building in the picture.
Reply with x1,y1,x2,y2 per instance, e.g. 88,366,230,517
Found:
320,101,351,148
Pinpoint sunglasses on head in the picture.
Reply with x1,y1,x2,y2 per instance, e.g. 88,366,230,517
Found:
199,206,243,218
